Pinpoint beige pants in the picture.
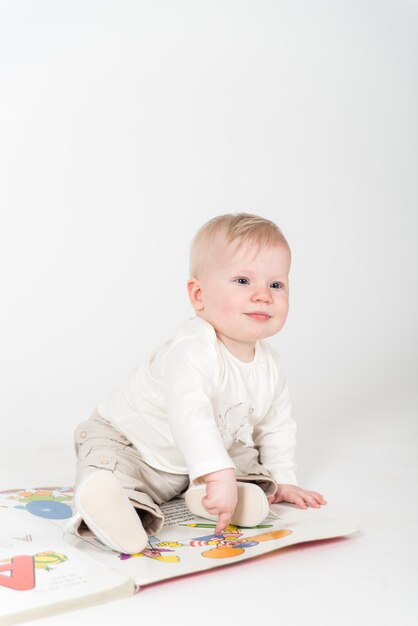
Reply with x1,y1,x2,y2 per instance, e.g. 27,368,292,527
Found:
73,410,278,535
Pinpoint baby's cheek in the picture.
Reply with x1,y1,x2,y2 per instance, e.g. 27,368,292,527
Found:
277,302,289,324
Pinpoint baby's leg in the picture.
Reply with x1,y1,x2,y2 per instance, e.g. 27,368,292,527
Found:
70,414,153,553
228,443,278,499
185,443,278,527
185,480,271,527
75,470,148,554
70,412,188,553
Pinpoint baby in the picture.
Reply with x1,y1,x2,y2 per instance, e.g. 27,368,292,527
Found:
67,213,326,554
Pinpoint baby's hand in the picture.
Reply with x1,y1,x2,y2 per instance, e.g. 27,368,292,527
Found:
268,484,327,509
201,468,237,534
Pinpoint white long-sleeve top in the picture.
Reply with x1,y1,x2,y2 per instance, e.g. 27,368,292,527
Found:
97,316,297,484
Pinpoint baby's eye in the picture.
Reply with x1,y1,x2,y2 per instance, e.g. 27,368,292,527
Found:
270,282,283,290
235,277,249,285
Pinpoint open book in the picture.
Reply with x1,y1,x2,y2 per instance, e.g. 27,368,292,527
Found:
0,485,357,625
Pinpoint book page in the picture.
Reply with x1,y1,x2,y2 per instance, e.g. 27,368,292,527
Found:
0,486,357,592
63,497,358,587
0,508,134,626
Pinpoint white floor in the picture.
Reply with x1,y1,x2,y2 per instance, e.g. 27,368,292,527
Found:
2,392,417,626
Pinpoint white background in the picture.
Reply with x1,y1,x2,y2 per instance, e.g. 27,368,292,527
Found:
1,1,417,625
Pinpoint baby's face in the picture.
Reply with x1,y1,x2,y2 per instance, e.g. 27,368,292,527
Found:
189,238,291,361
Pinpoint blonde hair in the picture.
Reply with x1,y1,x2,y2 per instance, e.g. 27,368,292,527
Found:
189,212,290,277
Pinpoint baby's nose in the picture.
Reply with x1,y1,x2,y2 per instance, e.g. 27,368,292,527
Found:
252,287,272,302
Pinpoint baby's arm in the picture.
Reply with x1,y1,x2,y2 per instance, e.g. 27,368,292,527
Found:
198,468,237,534
164,335,235,488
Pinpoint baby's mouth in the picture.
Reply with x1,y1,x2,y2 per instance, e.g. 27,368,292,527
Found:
245,313,271,321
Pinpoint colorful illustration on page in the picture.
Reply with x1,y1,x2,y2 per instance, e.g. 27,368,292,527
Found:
119,524,292,562
0,487,74,520
0,551,68,591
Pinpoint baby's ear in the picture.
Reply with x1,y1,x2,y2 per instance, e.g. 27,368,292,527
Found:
186,277,204,311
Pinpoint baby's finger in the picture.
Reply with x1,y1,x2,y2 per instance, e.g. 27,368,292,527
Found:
303,493,320,508
308,491,327,505
291,494,308,509
215,512,231,534
204,507,219,516
202,495,218,515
